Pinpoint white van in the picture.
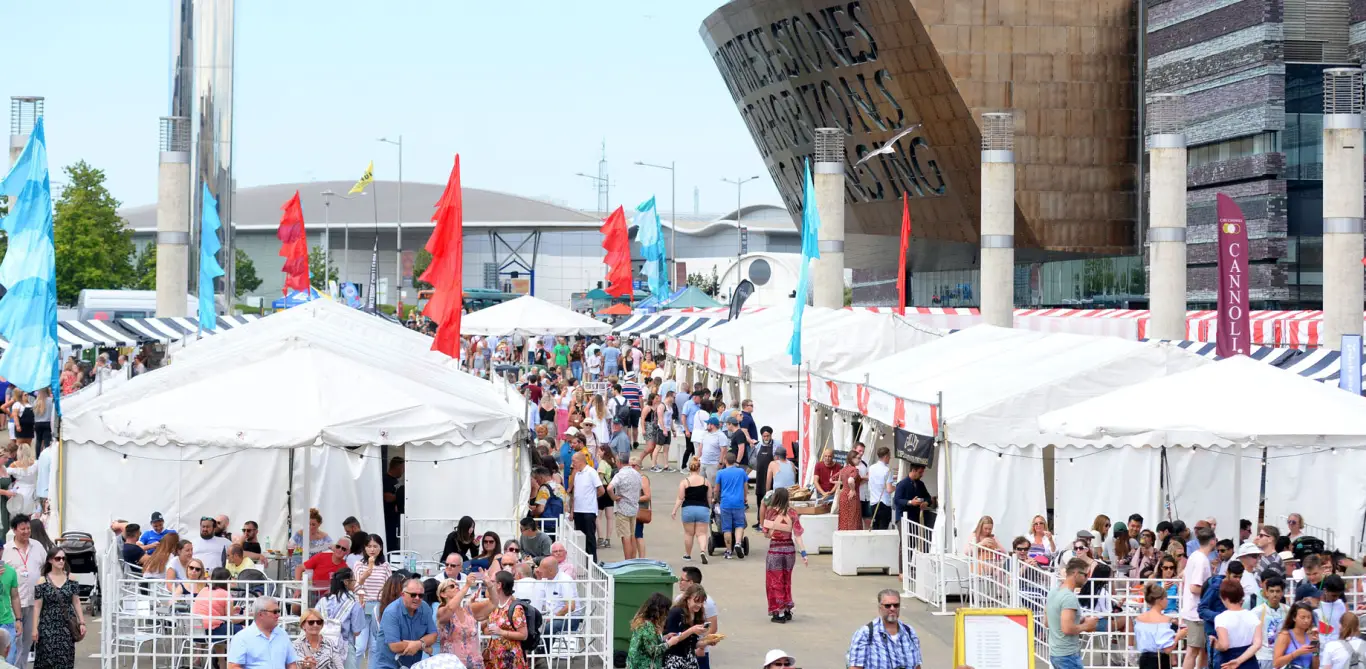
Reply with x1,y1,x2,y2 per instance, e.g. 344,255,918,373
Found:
74,289,198,320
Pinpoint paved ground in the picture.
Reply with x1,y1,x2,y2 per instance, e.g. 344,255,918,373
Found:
77,468,958,668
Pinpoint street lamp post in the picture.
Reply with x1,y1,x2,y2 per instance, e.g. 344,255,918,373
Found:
722,175,760,268
323,189,367,291
379,136,403,311
634,160,676,288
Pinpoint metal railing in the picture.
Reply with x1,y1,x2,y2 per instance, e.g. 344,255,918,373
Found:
519,520,613,669
964,543,1057,668
901,517,954,612
104,565,308,669
402,516,564,565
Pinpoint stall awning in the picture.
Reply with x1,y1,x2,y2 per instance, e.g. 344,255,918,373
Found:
612,313,726,337
0,315,262,350
1148,339,1363,385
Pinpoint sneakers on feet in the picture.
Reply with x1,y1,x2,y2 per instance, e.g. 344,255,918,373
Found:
683,554,692,561
700,553,708,564
770,613,785,623
782,610,793,621
723,551,733,560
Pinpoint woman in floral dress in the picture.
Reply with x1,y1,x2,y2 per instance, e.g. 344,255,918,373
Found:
482,571,528,669
436,578,484,669
835,448,863,532
32,549,86,669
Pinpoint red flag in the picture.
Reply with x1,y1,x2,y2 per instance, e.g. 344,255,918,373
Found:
422,155,465,358
600,206,632,297
897,193,911,316
276,191,311,293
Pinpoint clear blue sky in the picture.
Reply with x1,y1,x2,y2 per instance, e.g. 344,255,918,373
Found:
1,1,780,217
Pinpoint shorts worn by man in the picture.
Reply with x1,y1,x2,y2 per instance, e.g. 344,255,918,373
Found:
698,417,727,484
713,454,748,559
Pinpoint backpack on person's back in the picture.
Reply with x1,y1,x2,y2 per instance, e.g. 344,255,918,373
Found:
512,599,543,653
1330,638,1366,669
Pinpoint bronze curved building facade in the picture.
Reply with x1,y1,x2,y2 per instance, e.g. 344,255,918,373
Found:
700,0,1139,275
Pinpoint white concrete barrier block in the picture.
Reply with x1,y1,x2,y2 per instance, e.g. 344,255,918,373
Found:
832,529,901,576
800,513,838,554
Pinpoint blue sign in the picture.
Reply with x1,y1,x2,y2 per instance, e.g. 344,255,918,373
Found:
1341,334,1362,395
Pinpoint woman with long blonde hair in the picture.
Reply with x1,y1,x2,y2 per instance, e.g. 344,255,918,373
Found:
590,395,611,446
6,441,38,515
966,516,1004,554
1091,514,1113,562
1027,515,1056,559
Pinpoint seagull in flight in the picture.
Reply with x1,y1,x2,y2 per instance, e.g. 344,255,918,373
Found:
854,123,924,167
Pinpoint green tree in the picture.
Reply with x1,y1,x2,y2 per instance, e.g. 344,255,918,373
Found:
131,244,157,290
53,161,135,304
234,248,262,297
686,266,720,296
412,249,433,291
308,245,338,292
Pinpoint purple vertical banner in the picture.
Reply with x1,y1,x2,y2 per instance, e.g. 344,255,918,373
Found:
1216,193,1250,357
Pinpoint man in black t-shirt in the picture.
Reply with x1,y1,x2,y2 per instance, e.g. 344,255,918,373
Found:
120,523,145,565
725,416,749,469
382,457,405,549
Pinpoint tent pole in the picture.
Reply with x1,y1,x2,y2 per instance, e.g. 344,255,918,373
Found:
1233,445,1242,537
302,445,312,564
937,391,952,553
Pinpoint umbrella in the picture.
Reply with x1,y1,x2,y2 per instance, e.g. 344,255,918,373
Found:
597,303,632,316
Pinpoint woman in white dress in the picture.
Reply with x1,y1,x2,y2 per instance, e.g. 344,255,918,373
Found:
7,442,38,516
590,395,611,446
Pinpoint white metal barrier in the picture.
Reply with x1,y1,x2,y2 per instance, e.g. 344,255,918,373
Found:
104,565,308,669
518,520,613,669
1278,514,1338,550
901,517,959,612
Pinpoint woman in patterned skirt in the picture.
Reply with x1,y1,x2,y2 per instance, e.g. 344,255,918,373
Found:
761,488,809,624
32,549,86,669
835,447,863,532
481,571,529,669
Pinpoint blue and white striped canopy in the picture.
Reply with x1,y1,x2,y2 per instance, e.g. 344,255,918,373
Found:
0,315,260,350
1149,339,1364,386
612,313,726,338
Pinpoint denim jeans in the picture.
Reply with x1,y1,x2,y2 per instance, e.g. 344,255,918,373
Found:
1052,653,1084,669
571,361,583,381
11,607,30,669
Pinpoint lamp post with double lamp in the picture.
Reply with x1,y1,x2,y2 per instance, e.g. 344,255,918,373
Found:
378,136,404,311
634,160,677,289
321,188,368,293
722,175,760,267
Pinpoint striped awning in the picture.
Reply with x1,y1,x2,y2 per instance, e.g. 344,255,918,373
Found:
613,313,726,338
1152,340,1363,386
0,315,260,350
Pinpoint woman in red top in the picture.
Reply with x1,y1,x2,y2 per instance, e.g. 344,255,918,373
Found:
762,488,808,623
812,448,838,500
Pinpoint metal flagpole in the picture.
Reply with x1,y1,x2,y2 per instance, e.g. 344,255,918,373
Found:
367,183,380,312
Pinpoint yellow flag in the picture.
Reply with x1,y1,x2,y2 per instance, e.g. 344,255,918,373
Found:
349,160,374,194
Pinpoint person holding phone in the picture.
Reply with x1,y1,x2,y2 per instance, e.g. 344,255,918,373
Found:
1047,558,1100,669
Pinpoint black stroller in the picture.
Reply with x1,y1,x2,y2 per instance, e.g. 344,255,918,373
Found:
58,531,100,614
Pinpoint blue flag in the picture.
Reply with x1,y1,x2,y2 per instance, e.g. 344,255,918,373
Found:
199,184,225,330
789,158,821,365
633,196,669,299
0,117,60,408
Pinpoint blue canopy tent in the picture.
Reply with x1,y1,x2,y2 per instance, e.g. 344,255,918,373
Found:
272,286,324,309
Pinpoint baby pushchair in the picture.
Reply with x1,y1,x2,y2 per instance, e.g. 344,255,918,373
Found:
58,531,100,614
707,505,751,557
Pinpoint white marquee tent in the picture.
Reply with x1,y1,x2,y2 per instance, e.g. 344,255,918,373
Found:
459,294,611,337
59,301,528,555
1039,356,1366,549
807,326,1212,547
666,306,945,453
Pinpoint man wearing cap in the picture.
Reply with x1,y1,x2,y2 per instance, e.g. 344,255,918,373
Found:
140,512,171,550
698,416,728,485
610,415,632,463
763,649,795,669
1233,542,1262,607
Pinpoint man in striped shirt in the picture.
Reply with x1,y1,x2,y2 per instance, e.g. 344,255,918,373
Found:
621,376,644,448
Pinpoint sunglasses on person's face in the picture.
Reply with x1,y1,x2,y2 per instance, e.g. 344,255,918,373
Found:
188,566,202,572
334,545,347,551
880,602,901,609
445,562,460,569
1015,546,1029,553
262,608,281,615
304,620,323,627
53,556,66,563
404,591,423,599
1258,532,1270,538
506,548,521,553
770,662,794,668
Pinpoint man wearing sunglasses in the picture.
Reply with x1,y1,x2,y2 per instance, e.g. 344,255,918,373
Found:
227,596,299,669
378,577,437,669
295,535,351,601
846,589,922,669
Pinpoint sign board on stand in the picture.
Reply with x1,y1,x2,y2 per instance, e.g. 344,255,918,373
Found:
1341,334,1362,395
954,608,1034,669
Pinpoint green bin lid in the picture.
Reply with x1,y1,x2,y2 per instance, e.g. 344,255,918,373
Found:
602,560,678,583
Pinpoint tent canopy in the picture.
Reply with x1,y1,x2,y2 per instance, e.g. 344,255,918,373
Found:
1038,354,1366,447
460,294,611,337
272,286,325,309
597,303,632,316
662,286,722,309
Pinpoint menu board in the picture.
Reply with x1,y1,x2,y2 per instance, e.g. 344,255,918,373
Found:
954,609,1034,669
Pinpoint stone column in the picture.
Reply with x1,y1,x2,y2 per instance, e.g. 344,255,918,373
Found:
1146,94,1189,341
979,112,1015,327
1323,68,1365,351
812,128,846,308
157,117,192,317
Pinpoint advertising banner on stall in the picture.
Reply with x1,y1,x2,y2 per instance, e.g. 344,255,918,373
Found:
1216,194,1250,357
894,427,935,466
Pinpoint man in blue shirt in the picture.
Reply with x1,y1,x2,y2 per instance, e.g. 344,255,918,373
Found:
602,343,621,378
139,512,170,550
680,390,701,470
713,453,749,559
378,577,437,669
609,417,632,463
739,399,759,445
227,596,299,669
